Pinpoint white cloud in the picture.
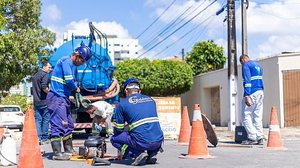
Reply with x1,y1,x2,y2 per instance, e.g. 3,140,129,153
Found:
48,19,132,47
45,4,61,21
258,35,300,57
247,1,300,35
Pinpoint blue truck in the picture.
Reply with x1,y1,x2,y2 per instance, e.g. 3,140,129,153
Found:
38,22,119,133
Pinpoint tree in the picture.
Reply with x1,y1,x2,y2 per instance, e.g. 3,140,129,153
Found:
185,40,226,76
114,58,193,97
0,0,55,96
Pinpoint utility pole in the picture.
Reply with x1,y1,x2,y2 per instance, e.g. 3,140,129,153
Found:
241,0,249,55
181,48,185,60
227,0,238,131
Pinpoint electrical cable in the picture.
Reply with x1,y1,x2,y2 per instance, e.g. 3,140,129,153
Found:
154,14,216,59
125,0,177,47
137,0,217,58
141,1,206,51
135,0,177,40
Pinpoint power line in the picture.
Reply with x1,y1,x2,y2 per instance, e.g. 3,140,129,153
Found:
137,0,217,58
135,0,177,40
154,14,216,59
141,5,194,51
141,0,207,52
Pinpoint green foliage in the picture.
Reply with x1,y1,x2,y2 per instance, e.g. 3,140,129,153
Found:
115,58,193,97
0,0,56,95
0,94,31,112
185,40,226,76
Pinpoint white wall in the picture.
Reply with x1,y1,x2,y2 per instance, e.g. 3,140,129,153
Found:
181,53,300,128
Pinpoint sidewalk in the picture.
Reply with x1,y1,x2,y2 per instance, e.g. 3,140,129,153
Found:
215,126,300,141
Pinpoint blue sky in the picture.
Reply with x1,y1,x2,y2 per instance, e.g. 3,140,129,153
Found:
40,0,300,60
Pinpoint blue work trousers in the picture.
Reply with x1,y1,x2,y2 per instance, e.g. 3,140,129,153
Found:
47,92,74,139
111,131,162,158
34,105,50,142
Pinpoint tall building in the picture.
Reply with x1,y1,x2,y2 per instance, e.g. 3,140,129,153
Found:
106,35,142,65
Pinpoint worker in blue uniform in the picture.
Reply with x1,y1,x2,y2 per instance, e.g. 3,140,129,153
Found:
240,54,264,145
111,78,164,166
47,45,92,160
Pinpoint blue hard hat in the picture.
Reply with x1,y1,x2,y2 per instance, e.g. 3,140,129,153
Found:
75,45,92,61
123,78,140,97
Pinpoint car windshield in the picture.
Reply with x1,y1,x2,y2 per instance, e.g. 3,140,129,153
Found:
0,107,21,112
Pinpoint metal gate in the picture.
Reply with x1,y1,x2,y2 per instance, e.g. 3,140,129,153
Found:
283,70,300,126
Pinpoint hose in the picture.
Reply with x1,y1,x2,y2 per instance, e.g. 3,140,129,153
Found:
103,78,120,99
81,78,120,102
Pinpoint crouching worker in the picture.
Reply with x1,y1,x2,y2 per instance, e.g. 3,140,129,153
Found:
85,101,115,136
111,78,164,166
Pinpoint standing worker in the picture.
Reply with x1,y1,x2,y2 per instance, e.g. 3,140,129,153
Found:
47,45,92,160
240,54,264,145
111,78,164,166
32,60,52,145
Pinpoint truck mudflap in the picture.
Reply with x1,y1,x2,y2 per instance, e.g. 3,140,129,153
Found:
74,123,93,129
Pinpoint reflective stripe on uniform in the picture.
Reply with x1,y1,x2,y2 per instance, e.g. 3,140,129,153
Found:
121,144,128,155
245,83,251,87
115,123,125,129
51,76,66,84
64,75,73,80
129,117,159,131
62,134,73,141
250,76,262,80
51,137,62,141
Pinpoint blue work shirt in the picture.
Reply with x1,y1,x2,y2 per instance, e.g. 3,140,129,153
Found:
114,93,164,143
242,60,264,96
49,56,78,98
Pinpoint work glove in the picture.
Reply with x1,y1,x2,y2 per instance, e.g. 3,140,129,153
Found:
94,123,103,132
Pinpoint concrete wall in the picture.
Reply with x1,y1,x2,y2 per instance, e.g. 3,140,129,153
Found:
181,53,300,128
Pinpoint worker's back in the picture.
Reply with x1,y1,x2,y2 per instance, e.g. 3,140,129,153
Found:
116,93,164,143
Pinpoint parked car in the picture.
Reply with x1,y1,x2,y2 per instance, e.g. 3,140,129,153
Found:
0,105,25,131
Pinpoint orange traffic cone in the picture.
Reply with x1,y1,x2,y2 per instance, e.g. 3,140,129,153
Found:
18,106,44,168
178,106,191,145
266,106,287,150
180,104,214,159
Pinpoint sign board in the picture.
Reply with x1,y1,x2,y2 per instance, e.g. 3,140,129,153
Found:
152,97,181,140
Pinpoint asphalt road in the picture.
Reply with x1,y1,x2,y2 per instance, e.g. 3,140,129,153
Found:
2,129,300,168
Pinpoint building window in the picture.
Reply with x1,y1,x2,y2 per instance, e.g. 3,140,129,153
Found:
121,50,129,54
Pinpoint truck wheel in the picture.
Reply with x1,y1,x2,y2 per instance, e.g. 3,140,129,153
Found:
85,128,92,134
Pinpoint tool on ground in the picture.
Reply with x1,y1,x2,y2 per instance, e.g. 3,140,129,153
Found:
77,135,111,166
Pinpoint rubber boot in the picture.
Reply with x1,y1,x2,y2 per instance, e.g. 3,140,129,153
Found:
51,140,70,160
63,138,76,156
